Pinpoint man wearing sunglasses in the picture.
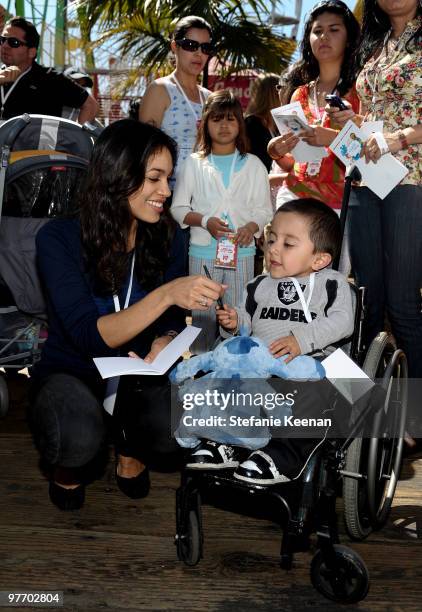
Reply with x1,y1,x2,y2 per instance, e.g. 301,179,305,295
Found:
0,17,98,123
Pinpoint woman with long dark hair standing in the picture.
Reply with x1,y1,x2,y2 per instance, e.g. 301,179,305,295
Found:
267,0,360,211
31,120,223,511
345,0,422,378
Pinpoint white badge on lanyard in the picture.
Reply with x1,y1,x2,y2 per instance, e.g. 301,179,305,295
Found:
103,253,135,416
305,81,331,177
288,273,315,324
211,152,239,269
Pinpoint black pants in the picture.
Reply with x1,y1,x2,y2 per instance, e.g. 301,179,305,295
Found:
265,377,345,480
31,372,180,470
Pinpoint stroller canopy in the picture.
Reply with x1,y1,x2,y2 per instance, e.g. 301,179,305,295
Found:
0,114,95,161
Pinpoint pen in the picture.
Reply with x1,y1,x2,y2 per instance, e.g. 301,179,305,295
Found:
203,265,224,309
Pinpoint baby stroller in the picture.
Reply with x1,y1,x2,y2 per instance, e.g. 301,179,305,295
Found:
0,114,99,417
174,168,408,604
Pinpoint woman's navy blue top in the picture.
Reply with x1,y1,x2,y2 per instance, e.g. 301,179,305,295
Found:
34,218,186,386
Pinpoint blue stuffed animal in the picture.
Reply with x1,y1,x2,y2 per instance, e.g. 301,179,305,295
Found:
170,331,325,449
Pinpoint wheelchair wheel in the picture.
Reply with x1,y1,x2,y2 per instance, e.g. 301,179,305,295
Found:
310,545,369,604
343,438,372,540
343,332,392,540
367,348,407,528
0,375,9,418
176,509,202,567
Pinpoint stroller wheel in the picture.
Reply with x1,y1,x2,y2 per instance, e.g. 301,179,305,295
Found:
0,375,9,417
310,544,369,604
176,509,202,567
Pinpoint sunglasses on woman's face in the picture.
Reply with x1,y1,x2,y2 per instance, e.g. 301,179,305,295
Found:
0,35,29,48
175,38,215,56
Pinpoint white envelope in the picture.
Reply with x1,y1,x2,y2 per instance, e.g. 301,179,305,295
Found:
271,101,328,164
94,325,201,378
322,348,375,404
329,120,409,199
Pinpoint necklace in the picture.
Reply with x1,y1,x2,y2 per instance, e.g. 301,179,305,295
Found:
312,76,338,125
171,72,205,127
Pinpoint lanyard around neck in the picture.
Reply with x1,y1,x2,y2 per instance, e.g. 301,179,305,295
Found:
113,253,135,312
209,149,238,187
288,273,315,324
0,66,32,116
171,73,205,123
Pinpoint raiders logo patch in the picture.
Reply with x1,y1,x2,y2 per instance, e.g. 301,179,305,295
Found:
277,281,305,305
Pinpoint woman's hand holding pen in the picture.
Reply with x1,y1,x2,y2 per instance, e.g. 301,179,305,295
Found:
165,275,226,311
216,304,238,331
206,216,231,239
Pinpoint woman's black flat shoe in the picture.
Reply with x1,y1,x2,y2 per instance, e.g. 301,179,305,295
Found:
49,481,85,511
115,465,150,499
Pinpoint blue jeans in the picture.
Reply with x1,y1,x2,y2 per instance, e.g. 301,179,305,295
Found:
348,185,422,378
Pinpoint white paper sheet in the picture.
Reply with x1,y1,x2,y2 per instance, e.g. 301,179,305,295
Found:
322,348,375,404
93,325,201,379
329,120,409,199
271,101,328,163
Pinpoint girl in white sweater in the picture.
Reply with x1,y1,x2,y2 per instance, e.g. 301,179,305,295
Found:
171,89,273,353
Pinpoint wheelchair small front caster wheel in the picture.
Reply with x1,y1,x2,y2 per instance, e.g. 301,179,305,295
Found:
310,544,369,603
176,509,202,566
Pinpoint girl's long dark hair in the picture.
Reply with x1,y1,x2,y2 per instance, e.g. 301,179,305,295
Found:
279,0,361,104
80,119,177,294
357,0,422,69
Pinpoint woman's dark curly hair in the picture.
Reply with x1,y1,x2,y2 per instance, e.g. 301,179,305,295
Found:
357,0,422,69
80,119,177,294
279,0,361,104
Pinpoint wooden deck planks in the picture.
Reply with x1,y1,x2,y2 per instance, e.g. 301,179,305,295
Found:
0,375,421,611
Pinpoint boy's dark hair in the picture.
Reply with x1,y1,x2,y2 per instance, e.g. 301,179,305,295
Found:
6,17,40,49
197,89,249,157
172,15,213,41
274,198,341,259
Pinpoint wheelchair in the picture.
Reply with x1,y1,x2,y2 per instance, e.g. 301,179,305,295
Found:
174,281,408,604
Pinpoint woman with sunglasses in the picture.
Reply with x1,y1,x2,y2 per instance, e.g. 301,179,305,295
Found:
267,0,360,214
138,15,214,184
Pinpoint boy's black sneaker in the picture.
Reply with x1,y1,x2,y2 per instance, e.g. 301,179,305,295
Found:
186,440,242,470
234,450,291,485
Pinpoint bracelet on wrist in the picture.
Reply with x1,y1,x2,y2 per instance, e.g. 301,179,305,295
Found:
201,214,211,230
398,130,409,150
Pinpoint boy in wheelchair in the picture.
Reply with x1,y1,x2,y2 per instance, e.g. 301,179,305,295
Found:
187,198,355,484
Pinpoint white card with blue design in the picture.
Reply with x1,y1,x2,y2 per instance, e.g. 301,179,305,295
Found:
329,120,408,199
